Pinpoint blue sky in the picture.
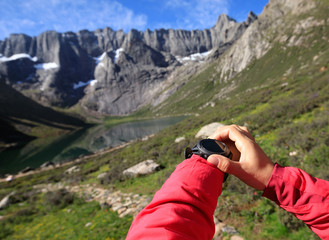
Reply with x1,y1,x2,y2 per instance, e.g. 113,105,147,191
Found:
0,0,269,40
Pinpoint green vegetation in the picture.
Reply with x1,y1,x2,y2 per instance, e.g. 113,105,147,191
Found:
0,83,89,147
0,188,132,240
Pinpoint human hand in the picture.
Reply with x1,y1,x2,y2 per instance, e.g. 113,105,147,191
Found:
207,125,274,190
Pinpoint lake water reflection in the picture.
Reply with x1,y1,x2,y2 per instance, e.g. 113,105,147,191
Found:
0,116,186,175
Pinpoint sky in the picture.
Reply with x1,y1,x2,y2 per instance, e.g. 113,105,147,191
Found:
0,0,269,40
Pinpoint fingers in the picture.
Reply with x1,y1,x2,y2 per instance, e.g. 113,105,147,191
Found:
207,154,240,175
239,126,255,141
209,125,254,153
207,124,274,190
209,125,249,140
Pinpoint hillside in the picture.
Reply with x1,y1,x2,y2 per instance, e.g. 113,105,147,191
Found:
0,82,89,146
0,0,328,239
150,0,328,116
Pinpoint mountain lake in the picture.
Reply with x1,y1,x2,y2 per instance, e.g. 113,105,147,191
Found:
0,116,186,176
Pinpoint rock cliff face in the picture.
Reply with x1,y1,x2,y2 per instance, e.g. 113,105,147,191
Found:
215,0,317,81
146,0,323,114
0,12,256,115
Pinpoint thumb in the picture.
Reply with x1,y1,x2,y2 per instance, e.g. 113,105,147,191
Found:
207,154,240,175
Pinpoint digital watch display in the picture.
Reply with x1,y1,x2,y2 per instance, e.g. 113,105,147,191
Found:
185,139,232,181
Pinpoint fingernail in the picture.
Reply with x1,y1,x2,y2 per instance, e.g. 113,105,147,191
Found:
207,155,220,166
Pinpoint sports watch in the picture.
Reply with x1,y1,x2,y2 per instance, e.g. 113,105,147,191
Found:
185,139,232,181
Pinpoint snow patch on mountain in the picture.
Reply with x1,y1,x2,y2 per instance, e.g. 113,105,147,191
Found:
34,62,59,70
114,48,124,63
176,50,212,63
94,53,106,64
0,53,38,62
73,79,98,89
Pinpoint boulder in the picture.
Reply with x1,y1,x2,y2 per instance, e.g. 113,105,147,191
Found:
40,161,55,169
123,160,160,178
195,122,225,139
19,166,34,174
97,172,107,180
5,175,14,182
222,225,239,234
175,136,185,143
65,166,80,174
0,192,15,210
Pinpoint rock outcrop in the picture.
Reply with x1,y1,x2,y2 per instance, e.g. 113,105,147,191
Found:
215,0,317,82
123,160,160,178
0,13,256,115
195,122,225,139
0,191,15,210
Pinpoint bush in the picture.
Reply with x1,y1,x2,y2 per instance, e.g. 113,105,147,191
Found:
10,188,39,204
277,207,305,230
99,165,124,185
0,222,13,239
5,207,39,225
43,189,74,210
305,144,329,168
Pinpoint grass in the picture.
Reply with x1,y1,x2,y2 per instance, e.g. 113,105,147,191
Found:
153,62,222,115
0,193,132,240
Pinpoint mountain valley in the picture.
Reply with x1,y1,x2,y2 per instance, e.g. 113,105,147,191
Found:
0,0,328,239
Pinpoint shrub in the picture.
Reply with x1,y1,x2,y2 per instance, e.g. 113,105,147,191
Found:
0,222,13,239
277,207,305,230
305,144,329,168
99,165,124,185
43,189,74,210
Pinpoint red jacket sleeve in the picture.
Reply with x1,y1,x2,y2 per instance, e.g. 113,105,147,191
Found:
126,155,224,240
263,164,329,239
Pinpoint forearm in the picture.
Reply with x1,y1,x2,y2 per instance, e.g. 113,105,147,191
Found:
263,164,329,239
126,155,224,240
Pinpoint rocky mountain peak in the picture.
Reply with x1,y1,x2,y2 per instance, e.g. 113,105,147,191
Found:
246,11,258,25
0,11,257,115
127,29,143,42
216,13,236,24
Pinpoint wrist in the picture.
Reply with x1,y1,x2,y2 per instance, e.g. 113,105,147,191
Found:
261,162,275,191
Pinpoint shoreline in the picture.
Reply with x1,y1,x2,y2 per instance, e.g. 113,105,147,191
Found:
0,138,142,183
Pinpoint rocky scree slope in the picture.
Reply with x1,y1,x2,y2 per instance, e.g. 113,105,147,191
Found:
215,0,320,81
151,0,328,115
0,12,257,115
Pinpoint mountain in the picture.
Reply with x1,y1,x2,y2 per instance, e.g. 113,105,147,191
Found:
151,0,329,115
0,82,87,145
0,0,328,239
0,12,257,115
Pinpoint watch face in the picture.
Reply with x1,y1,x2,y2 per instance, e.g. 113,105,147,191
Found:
184,139,231,182
185,139,231,160
198,139,228,156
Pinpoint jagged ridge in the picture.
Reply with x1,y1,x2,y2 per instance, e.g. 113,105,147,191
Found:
0,12,257,115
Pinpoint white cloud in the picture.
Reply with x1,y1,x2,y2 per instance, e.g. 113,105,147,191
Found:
0,0,147,39
0,0,233,40
165,0,190,8
164,0,229,29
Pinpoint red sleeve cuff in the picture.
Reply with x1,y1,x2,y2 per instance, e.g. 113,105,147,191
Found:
262,163,284,205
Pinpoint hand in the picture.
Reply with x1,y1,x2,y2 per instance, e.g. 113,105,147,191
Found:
207,125,275,190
